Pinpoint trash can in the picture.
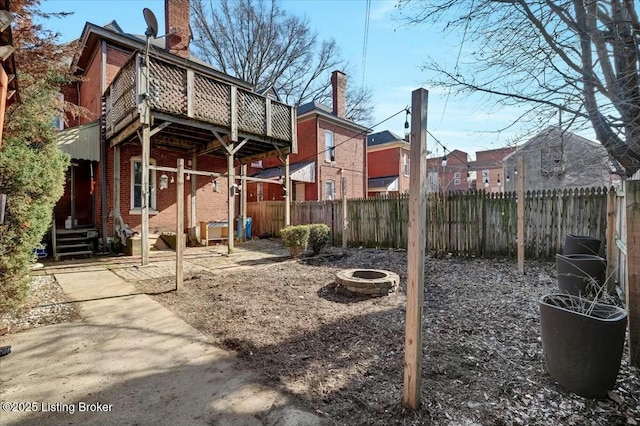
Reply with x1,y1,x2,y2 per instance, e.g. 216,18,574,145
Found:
236,216,253,240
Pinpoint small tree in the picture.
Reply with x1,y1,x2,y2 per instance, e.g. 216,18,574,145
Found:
0,0,74,312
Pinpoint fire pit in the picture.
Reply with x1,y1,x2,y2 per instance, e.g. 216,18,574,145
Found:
335,269,399,296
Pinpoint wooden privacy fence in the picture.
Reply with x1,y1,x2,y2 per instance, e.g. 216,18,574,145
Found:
246,187,610,259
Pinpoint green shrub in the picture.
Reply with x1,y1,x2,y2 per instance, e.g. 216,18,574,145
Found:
308,223,330,255
280,225,310,258
0,80,69,312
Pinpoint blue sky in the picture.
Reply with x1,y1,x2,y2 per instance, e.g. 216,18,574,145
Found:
39,0,533,160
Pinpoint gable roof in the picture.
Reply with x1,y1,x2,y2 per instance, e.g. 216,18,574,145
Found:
251,160,315,180
368,175,399,189
73,21,252,90
367,130,408,147
297,100,370,133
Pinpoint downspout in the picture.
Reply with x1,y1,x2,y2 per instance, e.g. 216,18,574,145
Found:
100,40,108,251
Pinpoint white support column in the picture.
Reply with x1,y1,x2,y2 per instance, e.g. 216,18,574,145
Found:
114,145,121,217
342,175,347,251
190,153,198,243
141,124,150,266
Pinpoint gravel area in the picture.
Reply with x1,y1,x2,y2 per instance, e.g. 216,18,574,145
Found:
0,273,79,334
133,240,640,426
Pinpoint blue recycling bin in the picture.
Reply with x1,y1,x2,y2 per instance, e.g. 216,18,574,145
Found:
236,216,252,239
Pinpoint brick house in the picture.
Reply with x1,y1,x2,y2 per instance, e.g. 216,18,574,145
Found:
53,0,296,259
502,126,617,192
426,149,471,192
469,146,516,192
246,71,370,202
366,130,411,197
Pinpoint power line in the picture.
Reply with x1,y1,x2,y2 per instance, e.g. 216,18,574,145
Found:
361,0,372,87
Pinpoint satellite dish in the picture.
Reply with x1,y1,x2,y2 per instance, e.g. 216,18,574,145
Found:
143,8,158,38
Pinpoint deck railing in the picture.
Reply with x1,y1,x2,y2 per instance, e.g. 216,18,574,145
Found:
105,53,294,143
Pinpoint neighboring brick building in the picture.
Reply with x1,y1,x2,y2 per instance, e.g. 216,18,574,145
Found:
54,0,296,258
366,130,411,197
502,127,617,192
247,71,370,202
470,146,517,192
426,149,471,192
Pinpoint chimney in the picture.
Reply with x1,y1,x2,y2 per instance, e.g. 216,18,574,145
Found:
331,70,347,119
165,0,190,58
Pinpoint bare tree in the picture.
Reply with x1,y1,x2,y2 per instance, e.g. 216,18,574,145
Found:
191,0,374,124
399,1,640,176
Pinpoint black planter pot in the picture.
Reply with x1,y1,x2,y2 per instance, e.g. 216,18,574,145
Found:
539,294,627,398
563,234,602,255
556,253,606,296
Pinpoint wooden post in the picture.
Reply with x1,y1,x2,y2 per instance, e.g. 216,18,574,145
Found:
241,164,247,242
176,159,184,291
517,157,525,274
342,175,347,251
51,212,58,262
191,153,198,242
227,150,235,254
606,187,617,293
284,155,291,227
141,124,150,266
114,145,121,217
70,164,76,228
626,180,640,366
403,88,428,409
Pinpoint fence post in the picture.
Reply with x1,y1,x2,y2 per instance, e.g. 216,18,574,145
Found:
626,180,640,367
342,176,347,251
606,187,617,292
403,88,428,409
517,157,525,274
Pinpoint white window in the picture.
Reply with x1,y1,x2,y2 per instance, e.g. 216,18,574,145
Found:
325,180,335,200
325,130,335,162
453,172,461,179
257,183,264,201
403,153,410,176
454,178,461,186
130,157,156,212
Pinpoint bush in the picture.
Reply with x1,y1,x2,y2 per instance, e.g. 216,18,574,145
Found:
0,80,69,312
280,225,310,258
308,223,330,255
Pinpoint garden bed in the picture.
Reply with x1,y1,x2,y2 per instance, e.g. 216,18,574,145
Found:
135,241,639,425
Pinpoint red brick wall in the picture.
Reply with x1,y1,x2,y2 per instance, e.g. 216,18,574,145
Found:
79,44,103,124
165,0,190,58
399,147,410,193
368,147,400,178
106,44,133,87
105,143,230,236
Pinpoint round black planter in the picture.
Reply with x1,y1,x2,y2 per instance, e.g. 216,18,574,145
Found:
556,253,606,296
539,294,627,398
563,234,601,255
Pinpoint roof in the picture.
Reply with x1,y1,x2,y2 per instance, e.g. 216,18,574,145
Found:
368,175,399,189
57,120,100,161
297,100,371,133
367,130,408,147
74,21,252,90
251,160,315,180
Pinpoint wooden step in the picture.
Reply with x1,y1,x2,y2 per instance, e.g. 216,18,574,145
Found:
57,243,91,250
55,250,92,261
57,236,91,243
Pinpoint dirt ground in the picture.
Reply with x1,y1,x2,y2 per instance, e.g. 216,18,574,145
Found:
133,240,640,426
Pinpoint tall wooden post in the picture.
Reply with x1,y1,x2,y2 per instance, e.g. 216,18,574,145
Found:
517,157,525,274
191,153,198,242
403,88,428,409
626,180,640,366
342,175,347,251
141,124,150,266
284,155,291,227
176,159,184,291
227,151,235,254
241,164,247,242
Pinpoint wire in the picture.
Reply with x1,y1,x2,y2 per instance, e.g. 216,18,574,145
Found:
427,129,470,167
361,0,372,87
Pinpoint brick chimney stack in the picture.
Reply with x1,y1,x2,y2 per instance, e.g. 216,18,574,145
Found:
165,0,190,58
331,70,347,119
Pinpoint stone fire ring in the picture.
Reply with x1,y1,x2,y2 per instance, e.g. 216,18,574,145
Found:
335,269,399,296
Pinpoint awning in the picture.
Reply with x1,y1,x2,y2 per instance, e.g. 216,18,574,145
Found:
368,175,399,192
251,160,315,183
57,120,100,162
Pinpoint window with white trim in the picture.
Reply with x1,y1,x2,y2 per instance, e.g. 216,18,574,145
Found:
454,178,461,186
131,157,156,211
403,153,410,176
53,93,64,130
325,180,335,200
257,183,264,201
325,130,335,162
453,172,461,179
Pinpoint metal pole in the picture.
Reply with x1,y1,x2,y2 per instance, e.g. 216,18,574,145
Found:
176,159,184,291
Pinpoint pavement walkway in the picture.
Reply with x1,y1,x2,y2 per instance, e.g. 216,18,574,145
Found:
0,248,323,425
